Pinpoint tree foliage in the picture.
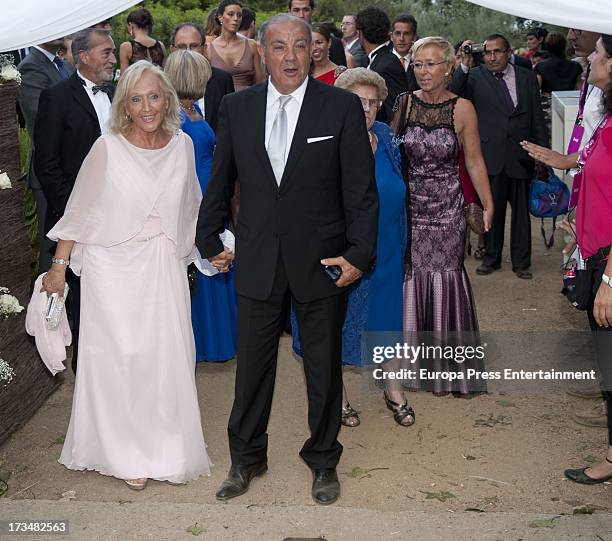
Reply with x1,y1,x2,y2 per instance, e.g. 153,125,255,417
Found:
110,0,560,49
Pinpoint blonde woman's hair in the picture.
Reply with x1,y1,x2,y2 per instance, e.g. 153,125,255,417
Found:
334,67,388,102
411,36,455,68
164,49,212,100
110,60,181,136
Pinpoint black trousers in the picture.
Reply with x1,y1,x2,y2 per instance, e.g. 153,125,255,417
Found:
483,172,531,270
228,256,347,470
586,254,612,446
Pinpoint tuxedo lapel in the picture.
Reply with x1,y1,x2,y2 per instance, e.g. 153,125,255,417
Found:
252,83,279,191
279,78,320,192
68,73,100,131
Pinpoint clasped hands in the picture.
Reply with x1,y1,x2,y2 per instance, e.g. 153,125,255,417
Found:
208,247,234,273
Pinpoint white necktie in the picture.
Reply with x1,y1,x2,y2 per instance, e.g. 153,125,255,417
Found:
267,95,292,186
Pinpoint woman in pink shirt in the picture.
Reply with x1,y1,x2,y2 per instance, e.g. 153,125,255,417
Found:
565,35,612,485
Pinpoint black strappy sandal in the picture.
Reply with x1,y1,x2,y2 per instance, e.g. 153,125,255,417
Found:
565,457,612,485
383,392,415,427
341,403,360,427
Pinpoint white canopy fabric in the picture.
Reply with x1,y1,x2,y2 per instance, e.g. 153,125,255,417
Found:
0,0,140,52
0,0,610,53
466,0,612,35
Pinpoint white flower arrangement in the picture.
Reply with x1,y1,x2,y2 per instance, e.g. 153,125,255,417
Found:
0,287,24,319
0,171,12,190
0,357,15,385
0,54,21,85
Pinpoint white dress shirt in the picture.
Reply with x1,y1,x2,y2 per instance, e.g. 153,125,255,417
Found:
392,49,410,71
265,76,308,170
367,42,390,69
77,70,112,134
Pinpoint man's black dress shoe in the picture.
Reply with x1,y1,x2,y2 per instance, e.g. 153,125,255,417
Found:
476,264,500,275
311,468,340,505
513,268,533,280
215,461,268,500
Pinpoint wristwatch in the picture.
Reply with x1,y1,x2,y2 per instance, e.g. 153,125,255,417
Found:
603,273,612,288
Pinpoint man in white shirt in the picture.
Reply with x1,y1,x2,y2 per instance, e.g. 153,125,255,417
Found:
197,13,377,506
389,14,416,71
34,28,116,374
341,13,367,67
389,13,419,91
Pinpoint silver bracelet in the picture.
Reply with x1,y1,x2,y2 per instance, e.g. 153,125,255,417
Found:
602,273,612,288
51,257,69,266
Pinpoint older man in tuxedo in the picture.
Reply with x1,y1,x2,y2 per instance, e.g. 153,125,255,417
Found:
34,28,116,374
452,33,546,279
169,23,235,132
18,38,72,270
197,14,378,505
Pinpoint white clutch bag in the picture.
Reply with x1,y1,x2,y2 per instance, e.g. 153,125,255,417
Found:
45,282,69,330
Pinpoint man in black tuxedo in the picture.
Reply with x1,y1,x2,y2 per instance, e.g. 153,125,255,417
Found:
169,23,235,132
197,14,378,505
356,7,409,124
389,14,419,92
452,33,547,279
34,28,116,373
289,0,347,67
18,39,72,271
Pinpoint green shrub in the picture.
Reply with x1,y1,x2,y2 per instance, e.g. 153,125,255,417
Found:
19,128,31,174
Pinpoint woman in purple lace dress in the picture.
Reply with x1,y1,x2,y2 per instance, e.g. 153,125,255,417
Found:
391,37,494,397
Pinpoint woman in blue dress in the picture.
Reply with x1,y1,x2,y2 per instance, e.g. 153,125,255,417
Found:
165,50,237,362
292,68,412,427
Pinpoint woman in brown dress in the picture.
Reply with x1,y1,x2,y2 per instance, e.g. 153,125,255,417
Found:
204,9,222,45
207,0,264,91
119,8,166,74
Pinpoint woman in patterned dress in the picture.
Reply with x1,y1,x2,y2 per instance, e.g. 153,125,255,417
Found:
391,37,494,398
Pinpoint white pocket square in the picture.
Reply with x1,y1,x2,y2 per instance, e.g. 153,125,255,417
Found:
307,136,334,143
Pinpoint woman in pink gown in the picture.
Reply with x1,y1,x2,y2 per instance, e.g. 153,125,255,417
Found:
43,61,212,490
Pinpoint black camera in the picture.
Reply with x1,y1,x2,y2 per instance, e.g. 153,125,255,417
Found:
463,43,485,55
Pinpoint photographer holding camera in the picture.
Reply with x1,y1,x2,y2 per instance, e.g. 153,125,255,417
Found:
452,33,547,280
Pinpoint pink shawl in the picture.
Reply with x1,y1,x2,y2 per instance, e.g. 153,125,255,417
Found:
47,131,202,274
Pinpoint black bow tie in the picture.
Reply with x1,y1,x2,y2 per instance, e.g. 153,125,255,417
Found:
92,84,109,95
79,76,109,95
